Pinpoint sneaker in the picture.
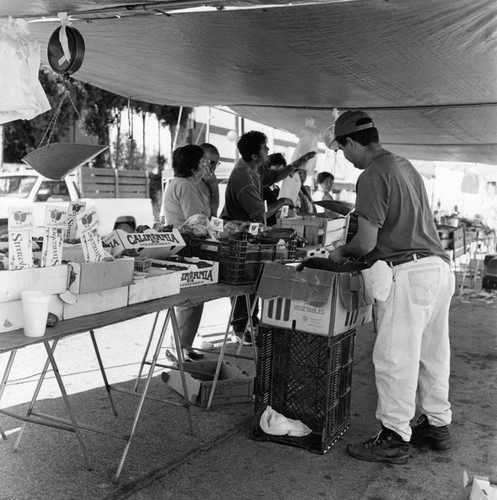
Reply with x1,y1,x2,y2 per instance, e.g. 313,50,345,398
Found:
347,428,409,464
165,349,178,363
183,349,203,361
200,341,215,351
410,414,452,450
236,332,252,346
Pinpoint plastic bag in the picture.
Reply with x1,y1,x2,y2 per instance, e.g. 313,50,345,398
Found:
259,405,312,437
0,18,51,125
290,118,321,177
178,213,215,238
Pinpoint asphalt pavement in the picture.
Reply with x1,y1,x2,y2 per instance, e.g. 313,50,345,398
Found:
0,289,496,500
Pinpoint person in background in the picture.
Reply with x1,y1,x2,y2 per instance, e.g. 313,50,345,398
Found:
199,143,221,217
221,131,270,345
327,110,454,464
293,168,316,216
312,171,335,213
163,144,211,361
263,152,295,226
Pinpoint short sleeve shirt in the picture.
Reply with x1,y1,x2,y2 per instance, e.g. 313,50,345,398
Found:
221,159,265,222
163,177,211,227
355,149,449,264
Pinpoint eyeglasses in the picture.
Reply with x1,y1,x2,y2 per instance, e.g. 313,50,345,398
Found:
208,160,221,168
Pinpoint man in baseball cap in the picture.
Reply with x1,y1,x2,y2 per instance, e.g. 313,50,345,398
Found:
328,110,454,465
329,110,376,150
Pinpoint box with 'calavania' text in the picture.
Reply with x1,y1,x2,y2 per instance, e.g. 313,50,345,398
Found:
103,229,185,259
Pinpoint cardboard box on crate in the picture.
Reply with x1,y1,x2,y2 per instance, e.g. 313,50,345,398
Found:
164,360,254,407
149,256,219,288
257,262,373,336
277,215,348,248
251,326,356,453
102,228,185,259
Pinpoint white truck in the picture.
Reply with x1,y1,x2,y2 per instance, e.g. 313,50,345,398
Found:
0,167,155,237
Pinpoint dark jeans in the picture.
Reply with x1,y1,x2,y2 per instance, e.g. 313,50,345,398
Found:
230,293,259,334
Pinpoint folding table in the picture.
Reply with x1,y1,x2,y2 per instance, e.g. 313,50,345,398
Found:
0,282,254,482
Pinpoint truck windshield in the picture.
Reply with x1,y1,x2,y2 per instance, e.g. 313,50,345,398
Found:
0,176,37,199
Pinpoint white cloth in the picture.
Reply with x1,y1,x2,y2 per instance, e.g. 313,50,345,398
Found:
361,260,392,302
373,256,455,441
259,405,312,437
0,18,51,125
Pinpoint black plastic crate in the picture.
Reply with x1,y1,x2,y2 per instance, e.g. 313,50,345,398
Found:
179,235,297,285
251,326,355,453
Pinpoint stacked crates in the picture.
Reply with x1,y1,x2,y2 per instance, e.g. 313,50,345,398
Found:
251,326,356,453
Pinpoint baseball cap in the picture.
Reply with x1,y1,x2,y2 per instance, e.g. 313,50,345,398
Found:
334,110,375,137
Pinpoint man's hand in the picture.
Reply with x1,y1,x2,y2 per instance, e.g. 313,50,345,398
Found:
292,151,317,170
280,197,295,208
328,246,347,264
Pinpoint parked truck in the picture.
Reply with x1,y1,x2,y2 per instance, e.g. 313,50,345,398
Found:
0,167,155,236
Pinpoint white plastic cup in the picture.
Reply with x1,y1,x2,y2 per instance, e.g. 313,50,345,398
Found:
21,291,52,338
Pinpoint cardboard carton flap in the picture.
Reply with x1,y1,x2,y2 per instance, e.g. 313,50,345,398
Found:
339,273,374,311
257,263,335,307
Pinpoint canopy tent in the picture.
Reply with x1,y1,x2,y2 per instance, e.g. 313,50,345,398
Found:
1,0,497,165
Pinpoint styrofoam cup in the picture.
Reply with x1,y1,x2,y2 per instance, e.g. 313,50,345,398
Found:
21,291,51,338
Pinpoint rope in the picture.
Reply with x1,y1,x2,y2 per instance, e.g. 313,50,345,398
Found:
37,77,82,149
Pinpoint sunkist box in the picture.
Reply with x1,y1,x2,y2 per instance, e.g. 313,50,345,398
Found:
164,360,254,407
257,262,373,336
102,229,185,259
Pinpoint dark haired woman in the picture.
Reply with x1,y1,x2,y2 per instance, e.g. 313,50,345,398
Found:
163,144,211,361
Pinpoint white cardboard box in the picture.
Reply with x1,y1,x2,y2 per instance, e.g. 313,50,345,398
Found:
68,259,134,294
257,262,373,336
0,296,64,333
103,229,185,259
165,360,254,407
128,269,181,304
150,257,219,289
62,287,128,320
0,265,69,303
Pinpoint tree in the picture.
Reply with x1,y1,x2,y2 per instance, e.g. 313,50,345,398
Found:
2,69,84,163
2,67,191,171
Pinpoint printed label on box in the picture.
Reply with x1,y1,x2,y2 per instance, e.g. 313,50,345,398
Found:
77,208,106,262
66,201,87,240
41,205,67,267
211,217,224,233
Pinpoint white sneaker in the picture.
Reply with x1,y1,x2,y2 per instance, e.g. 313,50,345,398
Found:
200,341,215,351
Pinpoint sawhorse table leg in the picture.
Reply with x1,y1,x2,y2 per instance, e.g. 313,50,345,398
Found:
206,293,257,410
112,307,194,482
0,350,17,440
13,340,92,470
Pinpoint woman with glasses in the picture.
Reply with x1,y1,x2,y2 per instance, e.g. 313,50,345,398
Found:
163,144,211,362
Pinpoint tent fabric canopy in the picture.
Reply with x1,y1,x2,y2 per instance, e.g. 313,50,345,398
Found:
2,0,497,165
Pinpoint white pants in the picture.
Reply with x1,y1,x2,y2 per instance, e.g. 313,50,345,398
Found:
373,256,455,441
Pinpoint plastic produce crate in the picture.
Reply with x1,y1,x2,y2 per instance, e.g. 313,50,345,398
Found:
179,235,297,285
251,326,356,453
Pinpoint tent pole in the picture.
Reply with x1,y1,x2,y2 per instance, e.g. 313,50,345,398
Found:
172,106,183,151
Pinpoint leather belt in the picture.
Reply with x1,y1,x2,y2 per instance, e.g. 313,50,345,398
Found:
387,253,432,268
